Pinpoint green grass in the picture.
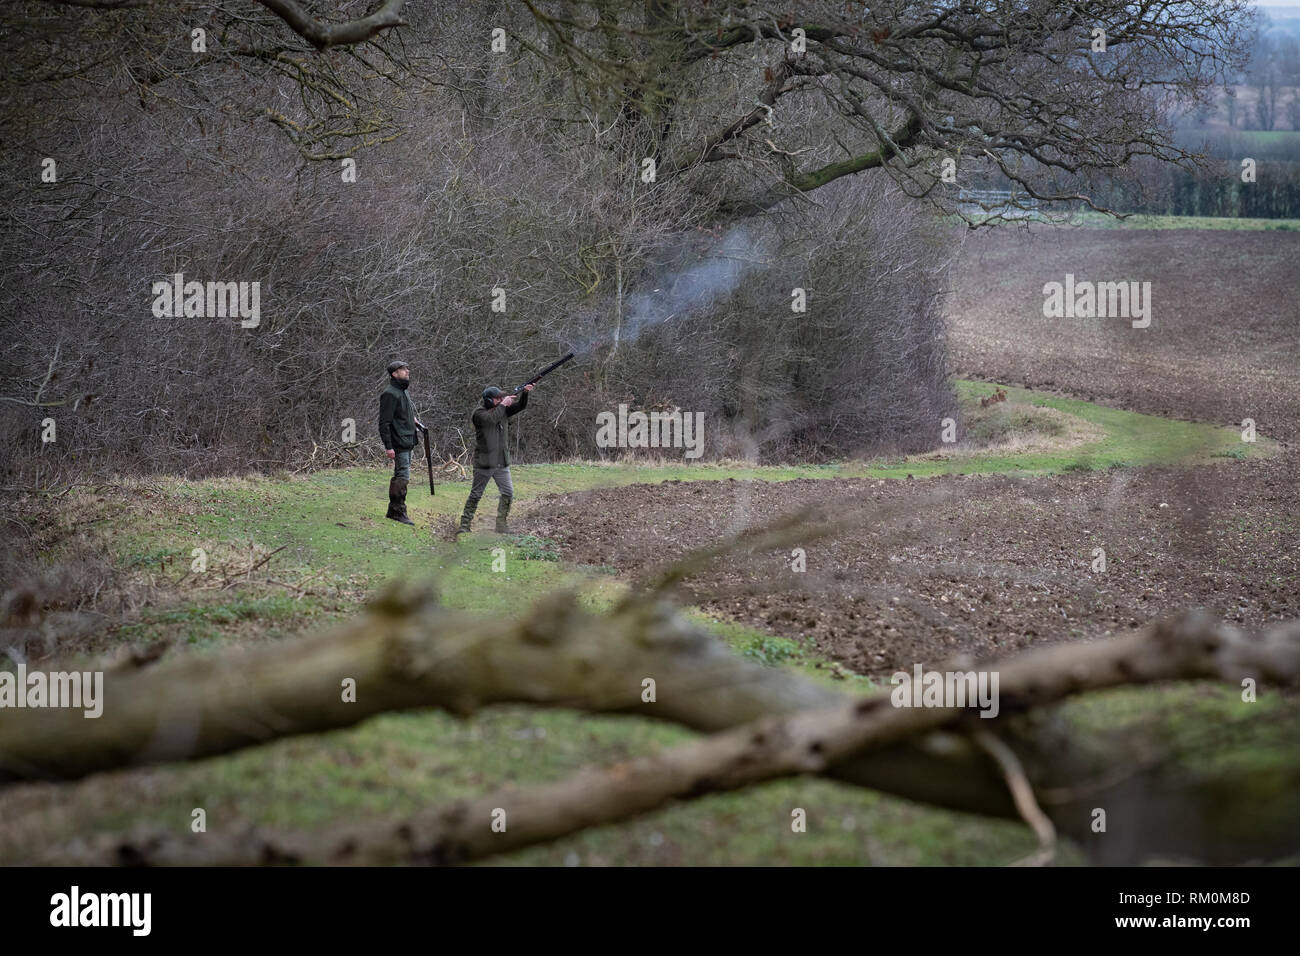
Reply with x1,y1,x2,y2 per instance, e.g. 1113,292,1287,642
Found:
1180,128,1300,155
111,593,309,648
939,381,1274,476
1233,130,1300,146
1059,212,1300,231
11,382,1280,867
957,211,1300,231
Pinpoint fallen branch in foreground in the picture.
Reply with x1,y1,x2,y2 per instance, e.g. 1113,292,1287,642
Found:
22,602,1300,865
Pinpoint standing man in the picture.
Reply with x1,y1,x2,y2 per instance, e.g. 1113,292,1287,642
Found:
378,360,423,526
457,382,533,535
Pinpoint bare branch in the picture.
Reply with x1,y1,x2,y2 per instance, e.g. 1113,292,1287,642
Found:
33,609,1300,865
974,729,1057,867
254,0,407,50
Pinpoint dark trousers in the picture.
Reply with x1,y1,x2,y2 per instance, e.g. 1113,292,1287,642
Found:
392,449,411,480
387,448,412,519
460,466,513,529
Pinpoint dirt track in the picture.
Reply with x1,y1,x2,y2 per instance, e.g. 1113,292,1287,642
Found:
521,229,1300,675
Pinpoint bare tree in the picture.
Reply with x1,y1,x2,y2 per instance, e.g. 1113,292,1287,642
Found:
16,1,1256,215
0,0,1259,479
1249,30,1282,130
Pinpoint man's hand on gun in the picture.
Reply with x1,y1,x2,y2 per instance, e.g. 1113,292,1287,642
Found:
502,383,533,408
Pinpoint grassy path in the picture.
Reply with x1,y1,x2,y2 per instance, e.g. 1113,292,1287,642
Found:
112,379,1266,624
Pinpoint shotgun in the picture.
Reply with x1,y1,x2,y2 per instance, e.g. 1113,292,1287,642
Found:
513,352,575,395
416,422,434,495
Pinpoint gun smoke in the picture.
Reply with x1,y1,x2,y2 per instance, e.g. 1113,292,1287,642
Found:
572,224,774,359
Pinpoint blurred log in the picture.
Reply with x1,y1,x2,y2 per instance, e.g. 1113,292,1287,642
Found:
7,578,1299,864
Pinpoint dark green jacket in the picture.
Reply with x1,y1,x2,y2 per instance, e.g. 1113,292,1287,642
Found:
471,389,528,468
378,379,417,451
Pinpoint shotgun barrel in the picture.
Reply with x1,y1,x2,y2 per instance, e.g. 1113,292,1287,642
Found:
417,423,434,495
514,352,575,394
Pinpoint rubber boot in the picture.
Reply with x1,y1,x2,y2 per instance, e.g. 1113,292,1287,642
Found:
458,495,480,535
395,478,415,525
495,493,513,535
387,477,415,526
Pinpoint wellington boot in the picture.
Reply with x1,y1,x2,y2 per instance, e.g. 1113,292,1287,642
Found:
388,477,415,526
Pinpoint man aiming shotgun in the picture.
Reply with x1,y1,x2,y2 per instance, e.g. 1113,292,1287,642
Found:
457,353,573,536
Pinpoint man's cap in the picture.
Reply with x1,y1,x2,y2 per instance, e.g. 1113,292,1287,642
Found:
481,386,504,402
387,360,409,374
